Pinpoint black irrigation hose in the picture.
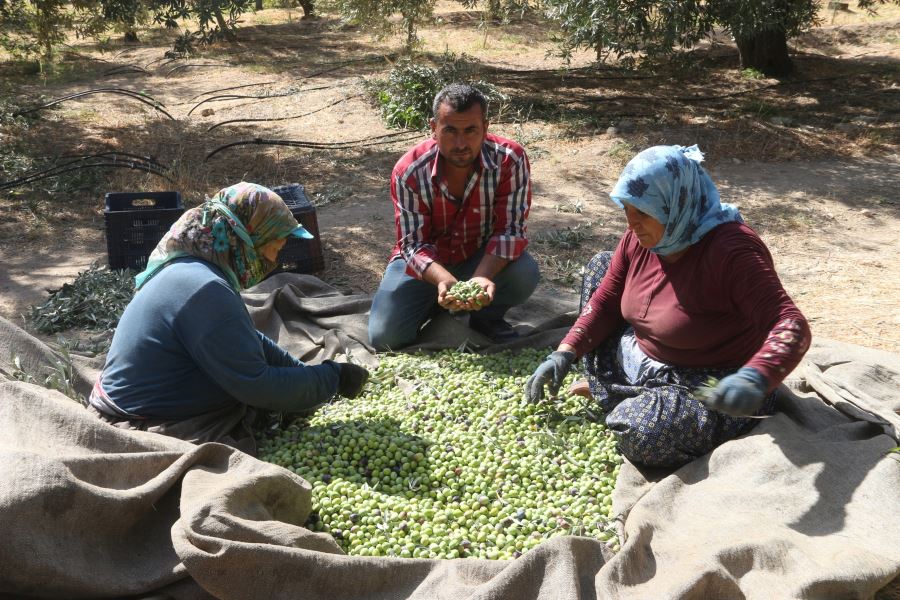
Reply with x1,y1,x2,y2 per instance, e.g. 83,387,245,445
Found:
102,65,151,77
3,153,165,188
13,88,175,120
187,55,389,102
187,80,278,102
58,151,167,169
165,63,234,77
187,83,339,115
0,154,167,188
205,130,423,161
0,161,172,191
206,93,363,132
158,58,183,70
145,55,180,69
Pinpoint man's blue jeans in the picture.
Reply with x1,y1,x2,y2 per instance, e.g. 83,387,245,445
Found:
368,250,540,350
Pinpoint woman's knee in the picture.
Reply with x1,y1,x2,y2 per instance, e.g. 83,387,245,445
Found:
580,251,614,308
605,395,708,468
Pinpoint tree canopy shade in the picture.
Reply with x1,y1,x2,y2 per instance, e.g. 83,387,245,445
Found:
330,0,437,48
0,0,255,63
545,0,900,76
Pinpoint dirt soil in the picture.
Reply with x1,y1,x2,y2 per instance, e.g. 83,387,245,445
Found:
0,1,898,353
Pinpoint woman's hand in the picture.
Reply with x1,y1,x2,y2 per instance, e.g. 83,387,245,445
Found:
337,363,370,399
702,367,767,416
524,351,576,403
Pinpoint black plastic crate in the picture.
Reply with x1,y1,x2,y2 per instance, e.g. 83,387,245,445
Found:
270,184,325,274
104,191,184,270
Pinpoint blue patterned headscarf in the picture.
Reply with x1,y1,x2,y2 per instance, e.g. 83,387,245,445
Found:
610,145,742,256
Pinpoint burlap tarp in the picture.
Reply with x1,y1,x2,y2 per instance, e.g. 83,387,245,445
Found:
1,273,898,599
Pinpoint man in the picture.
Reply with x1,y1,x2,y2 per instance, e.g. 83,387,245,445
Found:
368,83,540,350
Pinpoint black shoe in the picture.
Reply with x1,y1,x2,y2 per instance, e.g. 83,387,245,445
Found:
469,316,520,343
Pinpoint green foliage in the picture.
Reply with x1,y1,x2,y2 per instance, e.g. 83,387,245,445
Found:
456,0,538,24
326,0,435,48
0,0,256,62
541,255,583,288
0,0,70,64
28,263,136,334
169,28,201,56
544,0,899,72
0,0,148,64
366,53,505,130
150,0,254,44
708,0,819,42
740,67,766,80
544,0,712,66
11,347,83,403
0,96,35,187
74,0,151,41
534,222,595,250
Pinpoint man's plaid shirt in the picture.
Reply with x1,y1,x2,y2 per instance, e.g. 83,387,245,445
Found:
389,133,532,279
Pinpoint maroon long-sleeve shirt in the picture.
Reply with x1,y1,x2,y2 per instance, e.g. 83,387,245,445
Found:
562,222,811,391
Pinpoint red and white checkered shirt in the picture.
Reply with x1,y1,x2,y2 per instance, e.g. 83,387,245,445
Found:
389,133,532,279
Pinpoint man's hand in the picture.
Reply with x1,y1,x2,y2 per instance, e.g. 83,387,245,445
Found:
437,278,464,310
468,276,495,311
701,367,767,417
443,278,493,311
337,363,370,399
524,351,576,403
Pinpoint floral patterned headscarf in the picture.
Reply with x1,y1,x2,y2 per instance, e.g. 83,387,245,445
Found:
609,145,742,256
135,182,312,291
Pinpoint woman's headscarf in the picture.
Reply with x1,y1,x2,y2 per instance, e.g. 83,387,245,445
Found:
609,145,742,256
135,182,312,291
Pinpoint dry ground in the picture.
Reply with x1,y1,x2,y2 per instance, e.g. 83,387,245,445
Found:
0,0,898,352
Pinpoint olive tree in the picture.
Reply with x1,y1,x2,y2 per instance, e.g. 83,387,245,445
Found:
456,0,537,23
328,0,436,48
545,0,899,75
150,0,254,42
0,0,242,66
545,0,712,66
0,0,70,64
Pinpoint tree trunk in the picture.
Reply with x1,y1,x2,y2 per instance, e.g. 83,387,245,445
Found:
298,0,314,18
255,0,263,10
404,16,416,49
214,8,237,41
735,28,793,76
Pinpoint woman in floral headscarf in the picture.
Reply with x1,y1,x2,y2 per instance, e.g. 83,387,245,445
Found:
525,146,811,469
88,182,368,453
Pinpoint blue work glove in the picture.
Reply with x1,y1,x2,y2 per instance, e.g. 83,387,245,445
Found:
525,351,576,403
702,367,768,417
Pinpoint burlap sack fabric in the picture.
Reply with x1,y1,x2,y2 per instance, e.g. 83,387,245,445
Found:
1,273,898,599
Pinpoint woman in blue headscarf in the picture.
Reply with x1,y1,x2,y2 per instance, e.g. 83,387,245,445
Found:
88,182,369,454
525,146,811,468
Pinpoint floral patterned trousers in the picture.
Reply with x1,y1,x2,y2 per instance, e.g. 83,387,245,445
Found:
580,251,776,468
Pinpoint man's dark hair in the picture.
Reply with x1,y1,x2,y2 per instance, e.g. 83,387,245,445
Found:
432,83,488,120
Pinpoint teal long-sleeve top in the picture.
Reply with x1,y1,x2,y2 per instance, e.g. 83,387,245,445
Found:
99,257,340,419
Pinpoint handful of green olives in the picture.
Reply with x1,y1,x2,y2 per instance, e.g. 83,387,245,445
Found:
446,280,485,306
